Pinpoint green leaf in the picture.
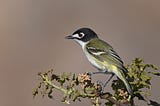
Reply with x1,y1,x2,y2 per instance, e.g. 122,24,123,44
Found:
105,101,114,106
72,73,76,80
51,74,60,81
62,72,68,78
144,64,158,70
135,93,146,101
140,72,151,81
148,100,160,106
33,88,38,98
58,79,65,86
148,72,160,76
48,88,53,99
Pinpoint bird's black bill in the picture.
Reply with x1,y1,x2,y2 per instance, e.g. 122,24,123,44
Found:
65,35,74,39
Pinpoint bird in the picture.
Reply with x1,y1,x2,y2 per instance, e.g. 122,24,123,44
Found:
65,28,133,96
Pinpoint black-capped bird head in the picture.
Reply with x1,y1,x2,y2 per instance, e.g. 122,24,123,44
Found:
65,28,98,45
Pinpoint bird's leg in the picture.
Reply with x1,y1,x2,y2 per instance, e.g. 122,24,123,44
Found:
88,71,106,80
96,74,114,94
89,71,105,75
96,80,105,93
88,71,114,93
102,74,114,92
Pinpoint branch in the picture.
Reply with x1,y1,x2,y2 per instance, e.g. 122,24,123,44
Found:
33,58,159,106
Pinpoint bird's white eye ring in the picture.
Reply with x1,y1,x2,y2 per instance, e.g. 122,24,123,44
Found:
79,32,85,38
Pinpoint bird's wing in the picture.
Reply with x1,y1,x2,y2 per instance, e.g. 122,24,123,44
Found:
86,39,127,72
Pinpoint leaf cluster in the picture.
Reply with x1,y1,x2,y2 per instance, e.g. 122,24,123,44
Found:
33,58,159,106
110,58,159,105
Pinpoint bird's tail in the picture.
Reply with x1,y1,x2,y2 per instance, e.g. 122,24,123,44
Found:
121,75,133,96
115,69,133,96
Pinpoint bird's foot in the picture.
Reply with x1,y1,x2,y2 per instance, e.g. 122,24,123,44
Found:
96,80,105,94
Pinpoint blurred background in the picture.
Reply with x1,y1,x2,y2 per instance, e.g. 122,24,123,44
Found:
0,0,160,106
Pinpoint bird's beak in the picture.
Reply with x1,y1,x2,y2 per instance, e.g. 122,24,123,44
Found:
65,35,74,39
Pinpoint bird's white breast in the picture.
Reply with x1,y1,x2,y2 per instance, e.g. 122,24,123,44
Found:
83,45,106,70
74,39,108,72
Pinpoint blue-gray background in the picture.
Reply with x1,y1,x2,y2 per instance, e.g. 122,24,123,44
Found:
0,0,160,106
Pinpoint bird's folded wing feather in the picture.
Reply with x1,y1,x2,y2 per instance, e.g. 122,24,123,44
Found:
86,39,128,72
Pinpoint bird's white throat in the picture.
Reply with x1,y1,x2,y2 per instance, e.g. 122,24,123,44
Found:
74,39,88,49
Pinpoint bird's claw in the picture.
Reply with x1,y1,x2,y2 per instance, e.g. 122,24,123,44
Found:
96,80,105,94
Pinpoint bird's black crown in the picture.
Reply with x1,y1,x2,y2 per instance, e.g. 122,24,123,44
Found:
72,28,98,42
